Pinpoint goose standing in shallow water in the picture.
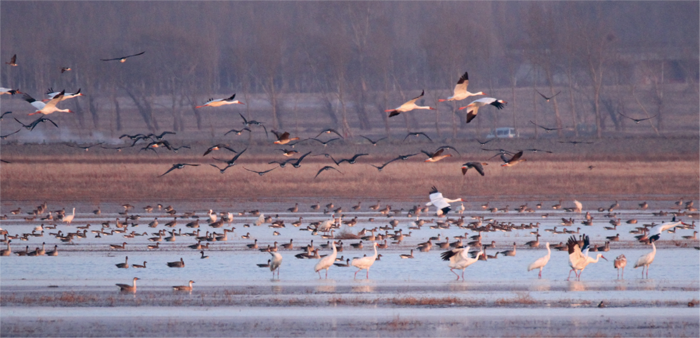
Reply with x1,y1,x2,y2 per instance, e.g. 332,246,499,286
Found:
173,280,195,292
116,256,129,269
167,258,185,268
116,277,140,292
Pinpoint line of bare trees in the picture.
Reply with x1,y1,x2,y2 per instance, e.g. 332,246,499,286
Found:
1,2,697,138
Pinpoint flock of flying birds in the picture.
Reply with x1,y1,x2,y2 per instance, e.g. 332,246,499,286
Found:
1,51,659,173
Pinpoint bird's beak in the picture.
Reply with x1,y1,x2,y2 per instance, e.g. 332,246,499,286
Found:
429,107,436,110
238,102,245,105
601,256,608,261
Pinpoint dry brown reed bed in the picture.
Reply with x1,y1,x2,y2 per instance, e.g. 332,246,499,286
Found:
1,158,697,202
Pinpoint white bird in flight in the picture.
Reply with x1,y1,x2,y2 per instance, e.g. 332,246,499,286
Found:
426,186,463,216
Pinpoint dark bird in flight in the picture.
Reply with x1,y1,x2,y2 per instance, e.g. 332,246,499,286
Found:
0,111,13,120
474,138,493,146
525,148,553,153
14,117,58,131
146,131,176,141
370,158,399,171
159,163,199,177
239,113,268,137
65,143,103,152
290,151,312,168
0,129,20,139
203,144,237,157
101,51,146,62
6,54,17,66
268,158,296,168
310,137,341,147
535,89,561,102
331,153,369,165
529,121,561,133
60,67,72,73
315,166,342,179
224,127,251,136
461,162,487,176
278,149,299,157
316,128,343,138
559,140,595,145
141,140,172,151
403,132,433,142
213,148,247,166
501,151,526,167
618,112,658,124
210,163,234,174
244,167,277,176
360,135,387,146
394,153,418,161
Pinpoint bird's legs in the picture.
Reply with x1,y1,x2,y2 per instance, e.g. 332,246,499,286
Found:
354,269,360,279
646,265,649,279
641,266,645,279
318,271,322,279
450,268,460,281
621,267,624,280
461,270,465,281
366,269,369,279
325,269,329,279
567,268,575,281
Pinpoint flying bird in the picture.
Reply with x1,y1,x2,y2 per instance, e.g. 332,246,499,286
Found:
290,151,312,168
213,148,247,167
330,153,368,165
316,128,343,138
0,129,20,139
360,135,387,146
239,114,268,137
559,140,595,145
6,54,17,66
309,137,340,147
457,97,507,123
315,166,342,179
370,158,399,171
210,163,234,174
529,121,561,133
159,163,200,177
224,127,251,136
403,132,432,142
195,93,244,108
100,51,145,62
0,111,12,119
461,162,487,176
0,87,20,95
271,130,301,145
501,151,526,167
438,72,485,102
386,90,435,117
244,167,277,176
278,149,299,157
421,149,452,162
23,91,73,116
60,67,72,73
426,186,463,216
44,88,83,102
14,117,58,131
203,144,237,157
535,89,561,102
618,112,658,124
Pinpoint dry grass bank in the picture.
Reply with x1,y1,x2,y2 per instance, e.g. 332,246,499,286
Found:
1,157,697,202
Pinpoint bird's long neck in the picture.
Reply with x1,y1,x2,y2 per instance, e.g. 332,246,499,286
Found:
372,244,378,259
415,105,433,110
445,198,462,203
